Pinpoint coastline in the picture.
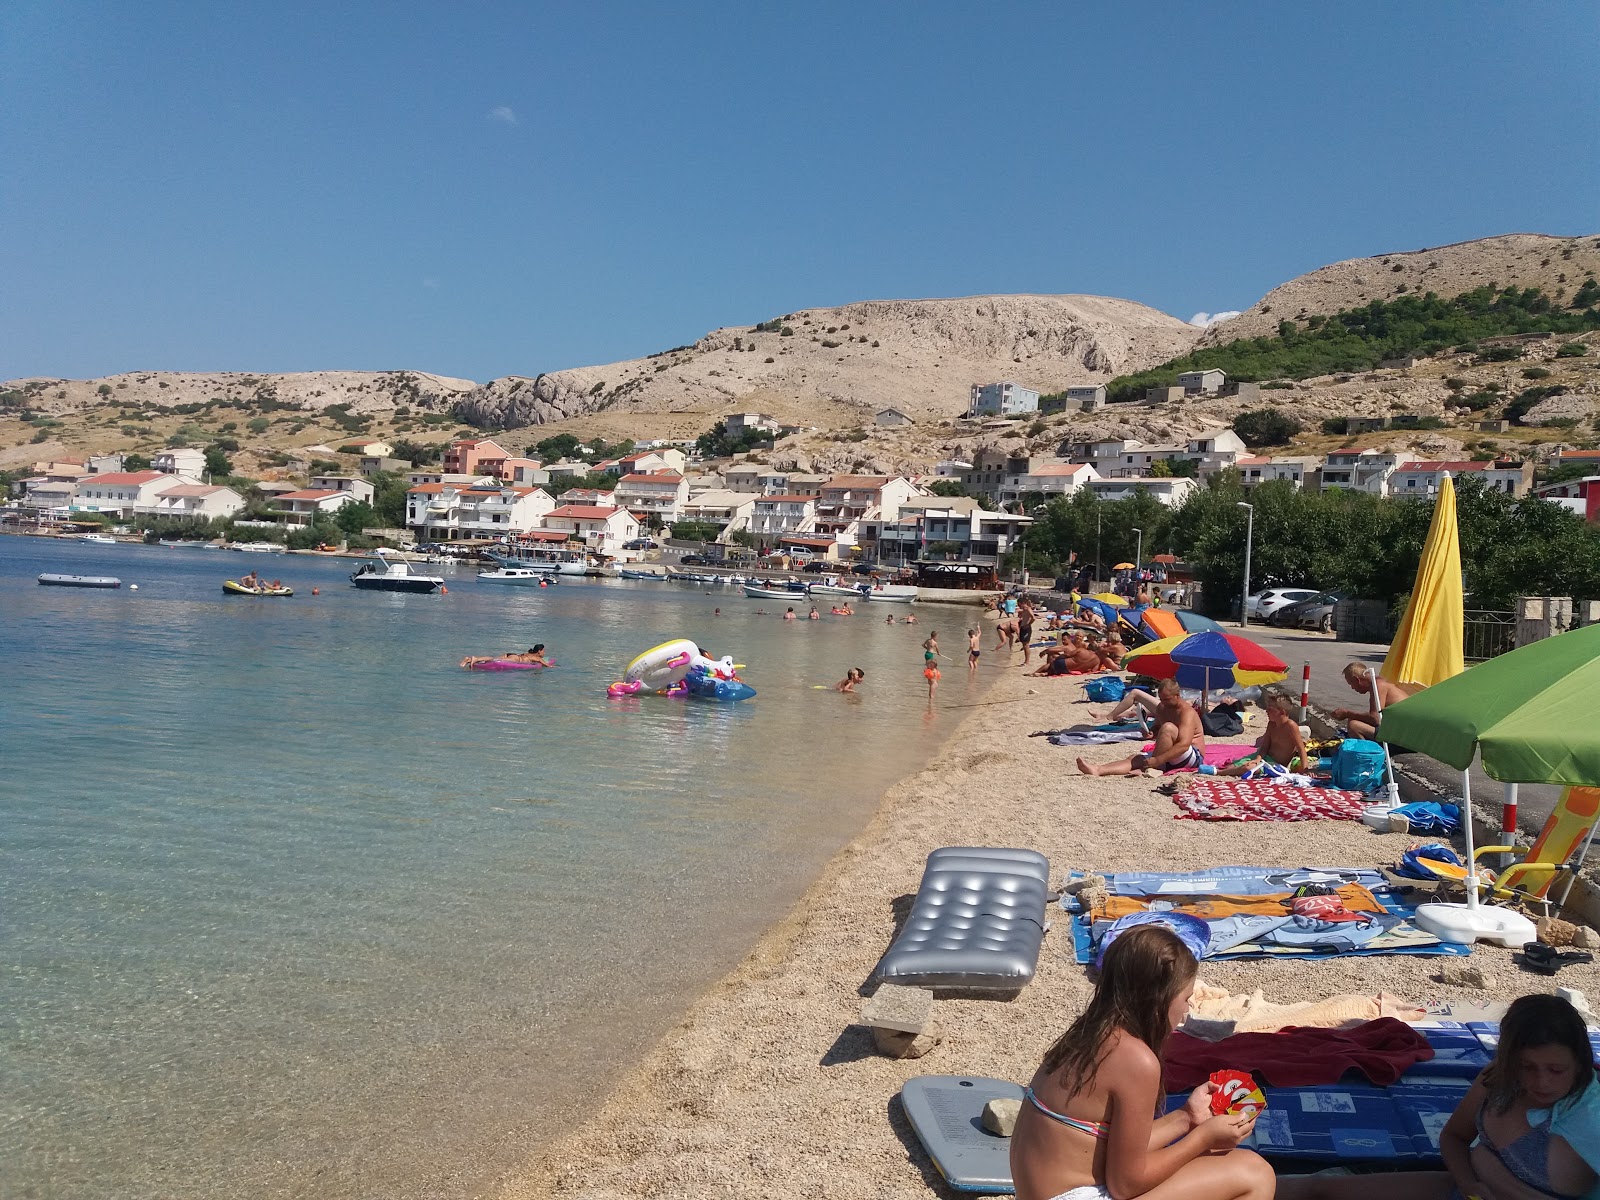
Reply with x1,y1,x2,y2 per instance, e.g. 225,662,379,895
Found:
495,665,1600,1199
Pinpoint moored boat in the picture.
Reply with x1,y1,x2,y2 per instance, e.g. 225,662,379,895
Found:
232,541,286,554
39,573,121,588
617,568,665,580
810,581,870,598
350,554,444,594
743,583,800,600
477,567,561,586
78,532,118,545
863,584,919,603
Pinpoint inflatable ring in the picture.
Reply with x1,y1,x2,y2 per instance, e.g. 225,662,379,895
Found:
607,679,644,697
623,639,699,691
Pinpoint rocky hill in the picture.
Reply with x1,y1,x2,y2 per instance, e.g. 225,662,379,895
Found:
1202,233,1600,344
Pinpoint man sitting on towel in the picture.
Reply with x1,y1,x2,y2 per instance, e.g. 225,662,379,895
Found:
1077,679,1206,776
1331,663,1419,739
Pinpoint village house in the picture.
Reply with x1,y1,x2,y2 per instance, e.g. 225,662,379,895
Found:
1086,477,1200,506
1037,384,1107,415
677,490,756,539
969,381,1039,418
405,483,555,541
875,407,913,427
898,502,1033,565
812,475,922,541
1532,476,1600,522
1390,459,1532,499
749,494,818,542
1185,429,1249,476
1318,448,1416,496
442,437,510,478
1237,455,1324,490
618,448,688,475
309,476,376,504
722,413,780,439
556,486,616,507
538,504,640,555
719,463,765,493
996,460,1101,505
71,470,190,517
274,488,359,527
501,458,550,487
152,447,207,479
614,471,689,523
1177,369,1227,396
147,484,246,520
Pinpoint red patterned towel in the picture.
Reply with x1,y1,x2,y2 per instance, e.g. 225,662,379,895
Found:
1173,780,1368,822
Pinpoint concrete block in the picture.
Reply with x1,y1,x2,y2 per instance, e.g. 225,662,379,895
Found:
861,983,933,1035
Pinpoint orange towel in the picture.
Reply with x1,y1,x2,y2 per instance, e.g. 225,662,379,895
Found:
1096,883,1385,920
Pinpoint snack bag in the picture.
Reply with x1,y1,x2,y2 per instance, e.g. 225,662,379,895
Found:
1208,1070,1266,1118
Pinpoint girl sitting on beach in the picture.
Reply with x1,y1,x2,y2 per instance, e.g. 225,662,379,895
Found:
1010,925,1272,1200
1279,992,1597,1200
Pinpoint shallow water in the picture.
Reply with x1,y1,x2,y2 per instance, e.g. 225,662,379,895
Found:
0,538,974,1198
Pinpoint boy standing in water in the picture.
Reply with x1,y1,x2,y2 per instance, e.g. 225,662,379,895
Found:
922,631,945,700
967,628,981,674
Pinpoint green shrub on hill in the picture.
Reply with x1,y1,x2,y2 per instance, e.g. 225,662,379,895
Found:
1105,286,1600,403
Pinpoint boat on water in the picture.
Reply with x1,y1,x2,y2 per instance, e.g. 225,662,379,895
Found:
477,567,561,586
863,584,919,603
667,569,721,584
232,542,286,554
743,583,801,600
617,568,665,581
223,579,294,597
158,539,218,549
350,554,444,594
810,581,870,598
39,573,121,588
78,533,118,545
485,545,590,575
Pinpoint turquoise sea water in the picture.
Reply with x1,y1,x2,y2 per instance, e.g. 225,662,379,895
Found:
0,539,969,1199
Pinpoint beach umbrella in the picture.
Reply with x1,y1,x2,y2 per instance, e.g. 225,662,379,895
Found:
1087,592,1130,607
1380,623,1600,946
1112,562,1136,571
1123,630,1288,691
1382,474,1465,688
1172,611,1226,634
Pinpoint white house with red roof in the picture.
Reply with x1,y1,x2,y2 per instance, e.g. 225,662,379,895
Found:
1318,448,1415,496
71,470,190,516
148,484,246,519
1238,455,1324,489
556,486,617,506
750,494,818,540
1390,459,1532,499
405,483,555,541
997,460,1100,505
275,488,359,526
813,475,922,540
539,504,639,554
617,448,687,475
614,471,689,522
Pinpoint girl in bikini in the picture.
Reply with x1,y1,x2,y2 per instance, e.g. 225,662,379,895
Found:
1010,925,1271,1200
1281,992,1597,1200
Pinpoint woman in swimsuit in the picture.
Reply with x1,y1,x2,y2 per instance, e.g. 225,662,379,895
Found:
1010,925,1270,1200
1281,993,1597,1200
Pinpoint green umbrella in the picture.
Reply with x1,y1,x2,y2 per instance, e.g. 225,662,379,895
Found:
1381,623,1600,788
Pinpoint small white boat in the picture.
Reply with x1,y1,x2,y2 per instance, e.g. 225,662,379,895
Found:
618,568,665,580
864,585,919,603
78,533,118,545
477,567,561,586
233,542,286,554
743,583,801,600
810,582,869,599
350,554,444,594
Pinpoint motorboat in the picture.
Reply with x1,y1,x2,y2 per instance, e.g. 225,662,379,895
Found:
78,533,118,545
743,583,801,600
810,581,870,598
863,584,919,603
232,542,286,554
39,573,121,588
477,567,561,586
485,545,590,575
618,568,665,580
350,554,444,594
223,579,293,597
667,569,720,584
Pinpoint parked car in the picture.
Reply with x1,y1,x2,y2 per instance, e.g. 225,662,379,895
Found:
802,561,833,573
1246,588,1321,623
1270,591,1348,633
679,553,710,566
622,538,655,550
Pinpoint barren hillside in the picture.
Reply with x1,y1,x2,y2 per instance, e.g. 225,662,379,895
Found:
1204,233,1600,344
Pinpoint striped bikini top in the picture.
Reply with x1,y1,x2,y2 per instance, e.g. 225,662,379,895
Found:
1022,1087,1111,1139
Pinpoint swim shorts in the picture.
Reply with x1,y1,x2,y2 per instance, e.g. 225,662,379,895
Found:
969,650,980,661
1169,745,1205,771
1018,623,1034,642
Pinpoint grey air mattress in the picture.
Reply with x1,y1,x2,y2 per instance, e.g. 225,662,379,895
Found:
900,1074,1021,1194
873,847,1050,990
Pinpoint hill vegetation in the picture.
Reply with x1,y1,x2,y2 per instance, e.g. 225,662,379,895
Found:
1106,285,1600,403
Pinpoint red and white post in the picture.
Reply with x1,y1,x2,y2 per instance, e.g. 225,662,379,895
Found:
1299,661,1311,726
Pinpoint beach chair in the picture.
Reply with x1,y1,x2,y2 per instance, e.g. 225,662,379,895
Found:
1473,786,1599,914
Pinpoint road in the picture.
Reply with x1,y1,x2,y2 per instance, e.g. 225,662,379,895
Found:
1244,623,1564,835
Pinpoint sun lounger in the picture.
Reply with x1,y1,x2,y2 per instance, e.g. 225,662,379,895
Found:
874,847,1050,991
899,1074,1022,1194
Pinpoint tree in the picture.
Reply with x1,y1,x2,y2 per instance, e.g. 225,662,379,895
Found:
927,479,969,498
204,446,233,478
1231,409,1303,448
247,417,270,434
368,470,409,527
530,433,582,461
124,453,151,471
335,499,377,535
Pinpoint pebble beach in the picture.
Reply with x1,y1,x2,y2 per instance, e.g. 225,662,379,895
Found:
499,662,1600,1200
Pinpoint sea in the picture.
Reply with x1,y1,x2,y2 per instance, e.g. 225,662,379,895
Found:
0,538,972,1199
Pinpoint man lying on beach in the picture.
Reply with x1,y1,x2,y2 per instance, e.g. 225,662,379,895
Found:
1078,679,1206,776
1029,634,1104,677
1331,662,1418,738
1214,687,1307,775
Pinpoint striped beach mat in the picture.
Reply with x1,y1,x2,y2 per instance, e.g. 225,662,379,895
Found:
1173,780,1368,822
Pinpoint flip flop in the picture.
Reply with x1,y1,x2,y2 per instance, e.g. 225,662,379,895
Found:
1515,941,1596,976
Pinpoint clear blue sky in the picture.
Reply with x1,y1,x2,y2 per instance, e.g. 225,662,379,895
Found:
3,1,1596,382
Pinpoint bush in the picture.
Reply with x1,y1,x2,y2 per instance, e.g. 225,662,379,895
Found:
1232,408,1303,447
247,417,270,433
1522,367,1552,379
1557,342,1589,357
1460,391,1498,411
1478,346,1524,362
97,384,112,396
1321,417,1349,435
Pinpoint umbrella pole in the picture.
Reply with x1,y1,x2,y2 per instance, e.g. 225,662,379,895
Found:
1553,808,1600,915
1371,675,1402,808
1462,767,1480,911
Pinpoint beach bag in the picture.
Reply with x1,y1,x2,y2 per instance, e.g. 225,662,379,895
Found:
1332,739,1388,793
1396,842,1466,882
1083,676,1126,703
1201,702,1245,737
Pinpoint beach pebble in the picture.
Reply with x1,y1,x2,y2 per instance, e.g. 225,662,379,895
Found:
873,1021,941,1059
1436,963,1488,989
860,984,933,1035
1537,916,1579,947
982,1097,1021,1137
1574,925,1599,950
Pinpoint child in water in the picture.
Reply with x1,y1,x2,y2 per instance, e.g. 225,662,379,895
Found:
1279,992,1597,1200
967,628,981,674
836,667,865,693
1010,925,1272,1200
922,631,945,700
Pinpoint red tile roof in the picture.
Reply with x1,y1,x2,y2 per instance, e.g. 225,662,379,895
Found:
546,505,624,519
159,484,230,497
1400,461,1492,472
823,475,890,488
275,489,343,502
84,470,169,485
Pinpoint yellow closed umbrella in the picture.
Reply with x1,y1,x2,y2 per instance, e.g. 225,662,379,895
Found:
1382,473,1465,688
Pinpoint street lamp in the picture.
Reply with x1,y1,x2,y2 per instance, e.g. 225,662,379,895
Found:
1237,501,1254,627
1132,527,1143,573
1095,510,1102,589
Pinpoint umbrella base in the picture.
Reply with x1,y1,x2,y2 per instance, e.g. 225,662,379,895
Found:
1414,901,1537,947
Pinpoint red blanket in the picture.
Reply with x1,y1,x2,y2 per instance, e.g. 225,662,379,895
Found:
1162,1018,1434,1090
1173,780,1368,822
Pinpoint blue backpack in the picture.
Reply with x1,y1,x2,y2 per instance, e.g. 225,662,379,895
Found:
1332,738,1388,793
1083,676,1127,703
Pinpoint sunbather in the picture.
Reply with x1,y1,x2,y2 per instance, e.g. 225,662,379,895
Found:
1214,688,1307,775
1077,679,1206,776
1331,663,1418,738
1031,635,1101,677
1278,993,1597,1200
1089,687,1158,727
1010,924,1271,1200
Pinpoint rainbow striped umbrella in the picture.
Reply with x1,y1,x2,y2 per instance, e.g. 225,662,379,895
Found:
1123,630,1288,690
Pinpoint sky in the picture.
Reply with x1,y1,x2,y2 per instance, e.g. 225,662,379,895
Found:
3,1,1597,383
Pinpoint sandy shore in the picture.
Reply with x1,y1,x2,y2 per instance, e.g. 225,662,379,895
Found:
497,666,1600,1200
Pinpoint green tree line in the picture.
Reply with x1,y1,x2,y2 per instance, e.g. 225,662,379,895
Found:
1106,285,1600,403
1015,473,1600,614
